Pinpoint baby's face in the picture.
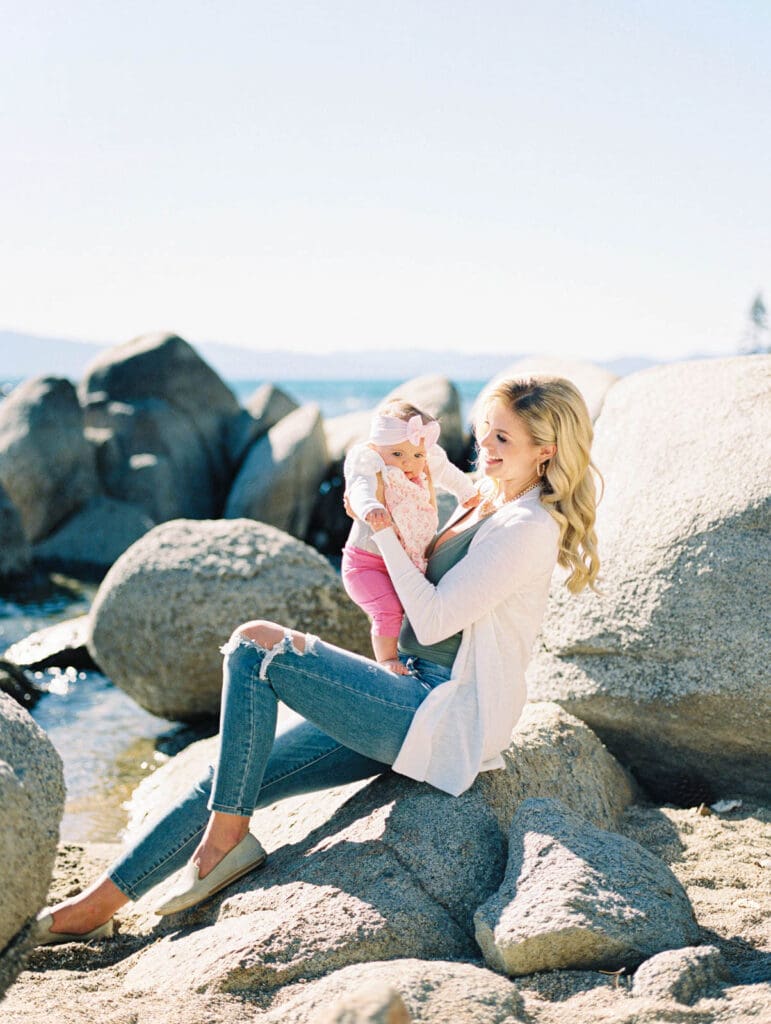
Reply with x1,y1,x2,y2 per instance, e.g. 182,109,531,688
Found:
373,439,427,482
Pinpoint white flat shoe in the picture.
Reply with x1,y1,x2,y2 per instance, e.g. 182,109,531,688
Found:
154,832,267,916
34,911,114,946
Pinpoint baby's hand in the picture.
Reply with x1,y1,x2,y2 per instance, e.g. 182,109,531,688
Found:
379,658,410,676
365,508,392,531
462,491,482,509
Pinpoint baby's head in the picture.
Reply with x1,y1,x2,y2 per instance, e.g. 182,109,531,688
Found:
368,399,440,482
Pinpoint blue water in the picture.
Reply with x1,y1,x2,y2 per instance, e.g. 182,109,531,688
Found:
229,378,487,423
1,377,487,424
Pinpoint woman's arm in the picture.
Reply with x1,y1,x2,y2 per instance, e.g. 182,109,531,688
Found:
371,513,558,646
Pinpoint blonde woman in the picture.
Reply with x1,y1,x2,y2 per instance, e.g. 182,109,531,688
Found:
36,376,600,943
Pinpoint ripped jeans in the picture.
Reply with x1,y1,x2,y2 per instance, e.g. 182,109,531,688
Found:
108,630,451,901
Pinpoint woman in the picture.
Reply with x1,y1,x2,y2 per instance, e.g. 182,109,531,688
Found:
36,375,600,943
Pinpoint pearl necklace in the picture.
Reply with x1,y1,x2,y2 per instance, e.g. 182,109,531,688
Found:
478,480,540,518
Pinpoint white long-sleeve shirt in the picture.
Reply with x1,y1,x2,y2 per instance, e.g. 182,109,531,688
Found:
343,442,477,558
371,487,559,795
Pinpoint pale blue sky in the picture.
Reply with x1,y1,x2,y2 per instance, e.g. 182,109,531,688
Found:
1,1,769,361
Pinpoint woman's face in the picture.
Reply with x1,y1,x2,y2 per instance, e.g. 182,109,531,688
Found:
476,399,545,489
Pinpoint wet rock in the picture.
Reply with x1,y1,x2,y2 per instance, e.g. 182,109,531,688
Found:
0,482,31,578
33,496,155,577
632,944,734,1004
0,693,65,996
89,517,371,720
0,660,42,709
3,615,94,672
225,403,329,539
0,376,97,541
527,355,771,799
474,797,700,976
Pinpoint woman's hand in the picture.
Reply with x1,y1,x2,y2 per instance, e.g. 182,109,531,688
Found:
462,491,482,509
379,657,410,675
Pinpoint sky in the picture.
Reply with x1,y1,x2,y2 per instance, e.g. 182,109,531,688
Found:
1,1,769,363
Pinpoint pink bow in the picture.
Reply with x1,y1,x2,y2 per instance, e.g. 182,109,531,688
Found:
369,413,442,448
405,414,440,448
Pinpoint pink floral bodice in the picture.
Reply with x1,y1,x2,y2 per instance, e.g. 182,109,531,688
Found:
382,466,438,572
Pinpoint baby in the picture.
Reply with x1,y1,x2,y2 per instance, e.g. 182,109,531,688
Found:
342,399,478,673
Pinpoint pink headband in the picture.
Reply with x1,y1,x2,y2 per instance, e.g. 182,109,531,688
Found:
369,413,441,449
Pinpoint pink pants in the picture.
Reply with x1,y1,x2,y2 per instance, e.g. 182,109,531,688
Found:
341,546,404,637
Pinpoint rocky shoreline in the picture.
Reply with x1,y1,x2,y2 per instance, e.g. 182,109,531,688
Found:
1,336,769,1021
3,760,769,1023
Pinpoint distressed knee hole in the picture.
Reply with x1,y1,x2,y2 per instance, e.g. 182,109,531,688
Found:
220,628,319,677
257,630,301,679
219,631,257,656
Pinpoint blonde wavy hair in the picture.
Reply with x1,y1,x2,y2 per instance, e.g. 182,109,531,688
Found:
476,376,602,593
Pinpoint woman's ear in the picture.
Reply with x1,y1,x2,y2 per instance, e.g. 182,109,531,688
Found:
540,443,557,461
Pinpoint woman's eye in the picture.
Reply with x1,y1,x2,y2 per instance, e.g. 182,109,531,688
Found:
496,434,507,443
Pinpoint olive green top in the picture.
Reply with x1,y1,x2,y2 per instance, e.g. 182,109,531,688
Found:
398,515,487,668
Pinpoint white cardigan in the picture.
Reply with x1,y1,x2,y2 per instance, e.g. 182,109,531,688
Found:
372,488,559,796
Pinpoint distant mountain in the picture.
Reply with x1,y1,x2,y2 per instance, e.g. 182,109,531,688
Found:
0,330,514,383
0,327,685,386
0,331,104,380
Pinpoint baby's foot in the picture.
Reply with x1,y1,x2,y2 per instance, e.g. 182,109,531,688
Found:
379,658,410,675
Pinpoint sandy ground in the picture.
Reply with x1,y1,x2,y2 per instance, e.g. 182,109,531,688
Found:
2,799,769,1024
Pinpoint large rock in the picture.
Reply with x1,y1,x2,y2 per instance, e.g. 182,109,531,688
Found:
0,693,65,996
88,518,372,720
118,704,632,997
632,945,734,1004
0,376,97,541
79,331,240,458
225,403,329,539
227,383,300,468
84,397,221,520
33,495,154,576
480,356,618,422
324,409,374,463
79,333,242,516
473,797,700,976
0,482,30,578
526,356,771,800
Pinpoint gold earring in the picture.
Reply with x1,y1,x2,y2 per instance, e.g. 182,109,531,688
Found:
537,460,548,477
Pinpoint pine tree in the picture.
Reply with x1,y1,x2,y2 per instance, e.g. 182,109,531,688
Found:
741,292,769,354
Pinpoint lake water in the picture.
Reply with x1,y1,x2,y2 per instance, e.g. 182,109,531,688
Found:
2,377,487,843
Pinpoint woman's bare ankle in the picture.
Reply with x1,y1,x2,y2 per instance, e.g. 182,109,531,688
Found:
48,877,128,934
